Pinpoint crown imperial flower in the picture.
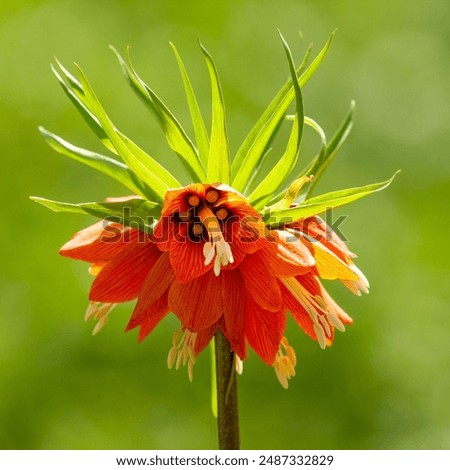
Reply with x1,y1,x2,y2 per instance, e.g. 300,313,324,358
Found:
32,32,396,389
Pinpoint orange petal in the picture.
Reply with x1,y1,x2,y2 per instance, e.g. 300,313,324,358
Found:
280,282,317,341
89,242,161,303
161,183,207,216
194,322,220,355
245,296,286,365
239,250,282,311
60,221,145,263
152,216,177,252
221,270,247,359
259,231,314,278
216,192,261,219
136,292,170,342
169,235,211,283
224,214,268,256
292,216,355,261
127,252,174,329
168,271,223,331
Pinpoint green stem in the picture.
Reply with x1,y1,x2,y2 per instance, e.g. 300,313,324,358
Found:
214,330,240,450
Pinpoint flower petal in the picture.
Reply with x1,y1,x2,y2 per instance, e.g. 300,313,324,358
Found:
60,221,145,263
194,322,220,355
298,233,359,281
297,216,355,261
224,213,268,256
245,296,286,365
126,252,174,329
169,271,223,331
169,235,211,283
89,241,160,303
161,183,207,216
137,291,170,342
152,215,177,252
259,230,314,278
239,250,283,311
280,282,317,341
221,269,247,359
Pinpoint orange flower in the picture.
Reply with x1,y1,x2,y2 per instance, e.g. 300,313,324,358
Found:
60,184,368,388
34,36,395,393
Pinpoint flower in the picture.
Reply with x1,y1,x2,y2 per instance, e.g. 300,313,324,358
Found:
60,183,368,388
33,33,395,388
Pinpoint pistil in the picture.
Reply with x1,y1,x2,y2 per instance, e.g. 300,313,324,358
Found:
198,206,234,276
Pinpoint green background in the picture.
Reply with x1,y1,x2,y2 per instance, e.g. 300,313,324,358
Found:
1,0,449,450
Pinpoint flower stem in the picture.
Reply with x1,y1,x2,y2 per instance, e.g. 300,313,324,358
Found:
214,330,240,450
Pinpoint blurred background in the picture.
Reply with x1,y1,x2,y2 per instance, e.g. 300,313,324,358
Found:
1,0,449,450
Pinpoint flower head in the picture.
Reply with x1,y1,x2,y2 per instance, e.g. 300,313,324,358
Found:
33,32,396,387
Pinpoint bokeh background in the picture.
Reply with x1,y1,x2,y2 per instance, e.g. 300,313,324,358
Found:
1,0,449,450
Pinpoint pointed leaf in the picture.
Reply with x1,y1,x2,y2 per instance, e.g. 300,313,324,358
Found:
53,61,180,200
39,127,152,199
31,197,160,233
248,32,304,209
265,115,330,207
300,101,355,200
74,64,180,201
199,42,231,184
231,31,335,192
52,62,116,154
111,47,206,182
170,42,210,166
264,172,399,227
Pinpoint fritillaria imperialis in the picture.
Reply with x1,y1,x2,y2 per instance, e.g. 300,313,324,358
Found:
32,32,396,449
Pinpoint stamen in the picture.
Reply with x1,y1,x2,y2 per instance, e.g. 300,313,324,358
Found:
188,194,200,207
235,355,244,375
203,241,215,265
205,189,219,203
198,206,234,276
281,278,331,349
85,301,117,335
167,327,197,382
273,336,297,389
313,324,327,349
327,312,345,332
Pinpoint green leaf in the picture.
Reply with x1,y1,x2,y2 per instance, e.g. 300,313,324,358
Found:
30,197,160,233
231,31,335,192
297,42,313,76
248,32,304,210
299,29,336,86
52,60,181,200
199,42,231,184
264,172,399,227
170,42,210,167
111,47,206,182
300,100,355,200
39,127,151,199
74,64,180,201
52,62,116,154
